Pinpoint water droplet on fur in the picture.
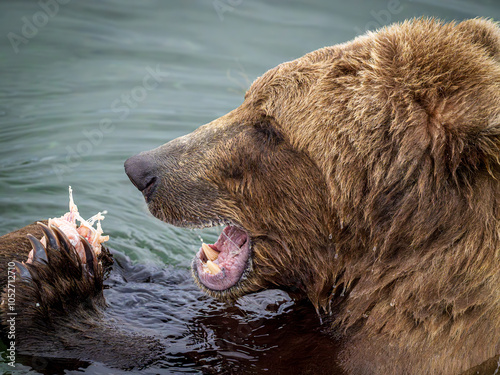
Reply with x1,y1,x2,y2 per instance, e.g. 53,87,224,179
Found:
340,286,346,297
390,300,395,307
328,233,332,240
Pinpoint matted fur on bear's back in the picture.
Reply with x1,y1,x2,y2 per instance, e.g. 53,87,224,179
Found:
246,18,500,375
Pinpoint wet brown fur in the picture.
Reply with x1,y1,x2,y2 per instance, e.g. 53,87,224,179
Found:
0,222,45,289
0,223,161,368
142,18,500,374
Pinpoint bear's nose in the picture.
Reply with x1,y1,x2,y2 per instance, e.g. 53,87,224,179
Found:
124,154,158,195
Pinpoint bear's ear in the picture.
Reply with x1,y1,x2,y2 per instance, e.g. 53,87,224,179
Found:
456,18,500,60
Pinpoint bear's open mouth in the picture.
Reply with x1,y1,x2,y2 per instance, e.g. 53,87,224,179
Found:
192,225,252,292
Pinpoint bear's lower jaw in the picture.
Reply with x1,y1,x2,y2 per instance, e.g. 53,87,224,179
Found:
192,225,252,295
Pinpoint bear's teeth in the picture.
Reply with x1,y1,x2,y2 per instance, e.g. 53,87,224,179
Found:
202,243,219,261
206,260,221,275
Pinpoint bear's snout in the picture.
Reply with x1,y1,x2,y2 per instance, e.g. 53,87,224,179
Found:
124,153,158,201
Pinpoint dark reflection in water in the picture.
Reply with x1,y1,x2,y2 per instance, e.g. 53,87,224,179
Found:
184,302,343,375
8,250,343,375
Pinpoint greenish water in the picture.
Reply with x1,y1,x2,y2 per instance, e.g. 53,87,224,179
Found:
0,1,499,374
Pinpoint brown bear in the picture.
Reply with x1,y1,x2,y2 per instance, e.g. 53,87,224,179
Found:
124,18,500,375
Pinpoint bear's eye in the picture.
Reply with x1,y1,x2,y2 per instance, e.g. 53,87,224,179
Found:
252,116,284,147
224,165,244,180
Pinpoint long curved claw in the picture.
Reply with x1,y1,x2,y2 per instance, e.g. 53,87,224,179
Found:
14,261,32,280
50,225,72,255
37,222,59,250
27,234,48,264
50,225,80,268
80,235,95,277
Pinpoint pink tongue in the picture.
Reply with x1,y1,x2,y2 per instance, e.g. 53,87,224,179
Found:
215,226,247,252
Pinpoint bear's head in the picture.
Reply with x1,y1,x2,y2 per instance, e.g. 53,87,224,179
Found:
124,102,333,302
125,18,500,318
